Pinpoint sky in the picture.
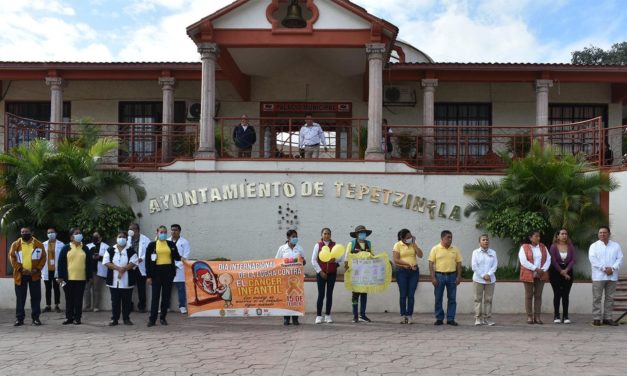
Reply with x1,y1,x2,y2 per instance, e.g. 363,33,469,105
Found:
0,0,625,63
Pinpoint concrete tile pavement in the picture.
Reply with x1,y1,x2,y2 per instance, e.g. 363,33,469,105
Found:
1,310,626,376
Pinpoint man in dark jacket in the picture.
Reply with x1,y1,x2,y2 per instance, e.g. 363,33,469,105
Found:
232,114,256,158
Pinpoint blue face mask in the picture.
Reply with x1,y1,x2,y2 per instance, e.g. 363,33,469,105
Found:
158,233,167,241
358,233,367,241
73,234,83,243
290,237,298,245
117,238,127,247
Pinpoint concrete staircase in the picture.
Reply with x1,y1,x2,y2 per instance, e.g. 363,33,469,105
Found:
615,278,627,323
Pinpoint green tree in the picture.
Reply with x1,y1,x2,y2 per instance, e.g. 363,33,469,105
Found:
571,42,627,65
0,125,146,239
464,141,617,259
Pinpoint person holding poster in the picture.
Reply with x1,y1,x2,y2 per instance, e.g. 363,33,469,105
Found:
276,229,306,326
311,228,342,324
428,230,462,326
145,225,181,327
345,225,375,323
393,229,423,324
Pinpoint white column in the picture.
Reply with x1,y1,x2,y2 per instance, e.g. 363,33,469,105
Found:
535,79,553,136
46,77,64,142
421,78,438,165
196,43,219,158
364,43,386,160
159,76,176,162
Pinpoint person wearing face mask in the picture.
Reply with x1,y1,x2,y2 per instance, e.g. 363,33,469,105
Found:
9,226,46,326
103,231,138,326
311,227,342,324
276,229,306,326
168,224,191,314
145,225,181,327
57,227,93,325
345,225,375,323
84,231,109,312
42,227,64,313
393,228,423,324
128,223,151,313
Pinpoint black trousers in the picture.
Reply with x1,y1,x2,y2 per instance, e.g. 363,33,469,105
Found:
15,275,41,322
316,272,337,316
549,266,574,319
134,272,147,310
110,288,132,321
64,280,86,321
44,271,60,306
149,266,174,322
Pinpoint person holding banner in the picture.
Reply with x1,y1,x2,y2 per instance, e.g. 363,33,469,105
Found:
393,229,423,324
428,230,463,326
311,228,343,324
276,229,306,326
145,225,181,327
345,225,374,323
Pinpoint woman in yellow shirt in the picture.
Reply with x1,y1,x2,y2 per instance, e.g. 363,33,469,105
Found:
145,225,181,327
57,228,93,325
393,228,423,324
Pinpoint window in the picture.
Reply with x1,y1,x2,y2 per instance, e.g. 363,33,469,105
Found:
434,103,491,158
549,104,608,155
5,101,71,148
118,102,185,162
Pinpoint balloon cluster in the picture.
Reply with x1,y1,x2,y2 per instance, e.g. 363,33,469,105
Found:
319,244,345,262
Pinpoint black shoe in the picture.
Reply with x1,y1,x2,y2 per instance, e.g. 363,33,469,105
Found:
160,319,168,326
43,306,51,313
123,320,133,326
359,315,371,322
32,319,42,326
283,318,291,326
147,321,156,327
108,320,119,326
292,318,300,326
14,320,24,327
446,320,458,326
54,306,62,313
603,319,618,326
138,309,146,313
593,319,602,326
74,319,81,325
62,319,73,325
434,320,444,325
352,317,359,323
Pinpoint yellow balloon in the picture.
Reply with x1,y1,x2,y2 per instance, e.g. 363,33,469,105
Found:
330,244,345,260
319,246,332,262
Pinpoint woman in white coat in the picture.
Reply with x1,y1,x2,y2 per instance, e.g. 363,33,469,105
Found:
42,227,64,313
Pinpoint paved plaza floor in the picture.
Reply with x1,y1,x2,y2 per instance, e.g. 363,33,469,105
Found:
1,309,626,376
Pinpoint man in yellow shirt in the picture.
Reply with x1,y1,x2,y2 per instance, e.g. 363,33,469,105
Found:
9,226,47,326
428,230,463,326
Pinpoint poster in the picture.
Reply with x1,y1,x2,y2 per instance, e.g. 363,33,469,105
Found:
344,252,392,293
184,258,304,317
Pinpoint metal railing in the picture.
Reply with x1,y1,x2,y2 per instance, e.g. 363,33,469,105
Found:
3,113,624,172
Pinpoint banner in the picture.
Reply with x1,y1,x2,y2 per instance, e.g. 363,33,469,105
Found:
344,252,392,293
184,258,304,317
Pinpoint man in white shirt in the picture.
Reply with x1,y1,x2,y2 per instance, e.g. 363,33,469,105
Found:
128,223,151,313
298,114,327,158
589,226,623,326
471,234,497,326
169,224,191,314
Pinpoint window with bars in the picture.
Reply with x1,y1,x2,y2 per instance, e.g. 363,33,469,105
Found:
5,101,71,148
434,103,491,158
118,101,185,162
548,104,607,155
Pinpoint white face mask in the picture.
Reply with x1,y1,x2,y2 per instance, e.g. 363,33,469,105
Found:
404,238,412,245
47,232,57,240
127,230,135,238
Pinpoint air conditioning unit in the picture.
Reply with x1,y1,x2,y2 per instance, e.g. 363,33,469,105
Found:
186,101,201,121
383,85,416,106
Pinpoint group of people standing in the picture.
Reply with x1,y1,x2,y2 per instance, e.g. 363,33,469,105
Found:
9,223,191,327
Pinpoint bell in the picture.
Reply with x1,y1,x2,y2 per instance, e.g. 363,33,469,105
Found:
281,0,307,28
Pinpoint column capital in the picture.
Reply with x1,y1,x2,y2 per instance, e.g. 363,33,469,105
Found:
365,43,386,60
198,43,220,59
535,79,553,92
45,76,64,89
158,76,176,89
421,78,438,89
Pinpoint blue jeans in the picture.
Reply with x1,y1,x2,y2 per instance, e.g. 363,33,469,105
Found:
397,268,419,316
174,281,186,308
434,272,457,321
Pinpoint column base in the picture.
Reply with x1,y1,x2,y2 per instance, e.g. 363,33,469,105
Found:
365,150,385,161
194,148,216,159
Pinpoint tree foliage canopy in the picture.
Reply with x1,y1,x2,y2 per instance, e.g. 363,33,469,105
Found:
571,42,627,65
